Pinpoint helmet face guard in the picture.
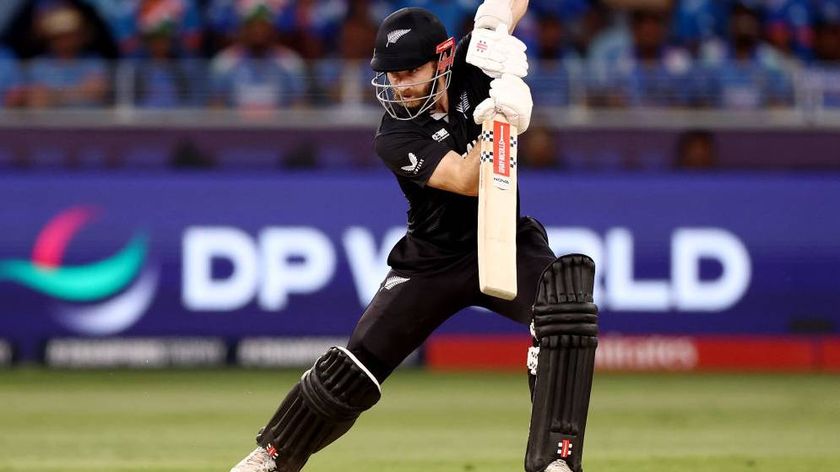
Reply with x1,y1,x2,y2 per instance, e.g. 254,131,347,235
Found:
372,37,455,121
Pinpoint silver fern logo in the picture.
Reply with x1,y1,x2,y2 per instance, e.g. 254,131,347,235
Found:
455,91,470,114
382,275,410,290
386,29,411,47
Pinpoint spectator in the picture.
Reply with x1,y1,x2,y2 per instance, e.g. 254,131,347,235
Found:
0,0,828,114
804,2,840,108
572,0,610,57
143,0,203,58
530,0,591,19
0,46,25,107
27,3,109,108
813,2,840,63
76,0,202,58
210,0,306,109
518,0,595,49
274,0,345,60
764,0,815,60
205,0,346,58
674,129,717,170
587,4,692,107
205,0,240,52
1,0,119,60
314,0,378,106
70,0,137,54
627,7,693,106
700,2,794,109
392,0,474,42
520,125,564,169
671,0,728,56
131,0,204,108
206,0,278,52
527,14,580,106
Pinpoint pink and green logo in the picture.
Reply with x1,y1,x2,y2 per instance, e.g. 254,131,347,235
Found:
0,206,158,335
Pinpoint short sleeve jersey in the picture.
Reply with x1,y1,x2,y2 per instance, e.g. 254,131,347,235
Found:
374,32,516,273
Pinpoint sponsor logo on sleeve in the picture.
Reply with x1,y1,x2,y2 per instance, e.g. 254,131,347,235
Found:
400,152,424,174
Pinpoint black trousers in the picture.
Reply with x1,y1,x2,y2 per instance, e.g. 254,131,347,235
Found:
347,217,556,383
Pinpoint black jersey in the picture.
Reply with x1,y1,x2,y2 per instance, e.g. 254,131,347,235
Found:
375,32,519,273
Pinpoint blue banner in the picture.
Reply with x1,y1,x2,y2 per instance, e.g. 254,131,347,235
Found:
1,173,838,362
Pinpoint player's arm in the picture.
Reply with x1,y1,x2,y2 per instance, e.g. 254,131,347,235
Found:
427,75,532,197
475,0,529,33
510,0,529,32
375,130,481,196
426,142,481,197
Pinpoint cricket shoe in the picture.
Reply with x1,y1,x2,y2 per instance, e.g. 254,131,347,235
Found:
229,446,277,472
543,459,573,472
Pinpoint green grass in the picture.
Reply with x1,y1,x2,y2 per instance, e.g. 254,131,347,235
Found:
0,369,839,471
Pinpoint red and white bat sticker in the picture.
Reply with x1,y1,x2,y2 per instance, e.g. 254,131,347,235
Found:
492,120,512,190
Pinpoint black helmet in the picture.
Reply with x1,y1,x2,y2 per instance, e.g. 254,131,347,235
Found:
370,7,449,72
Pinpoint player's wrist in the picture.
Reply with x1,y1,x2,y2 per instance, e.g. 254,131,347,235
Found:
474,0,513,30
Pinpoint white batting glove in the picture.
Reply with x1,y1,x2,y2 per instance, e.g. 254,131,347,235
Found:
474,0,513,30
466,24,528,79
473,73,533,133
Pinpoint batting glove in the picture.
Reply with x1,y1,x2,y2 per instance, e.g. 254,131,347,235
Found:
466,24,528,79
473,73,533,133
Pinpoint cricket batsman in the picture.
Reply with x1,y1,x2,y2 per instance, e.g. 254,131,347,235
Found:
230,2,599,471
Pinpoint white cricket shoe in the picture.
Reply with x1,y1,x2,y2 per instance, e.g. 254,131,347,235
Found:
230,447,277,472
544,459,573,472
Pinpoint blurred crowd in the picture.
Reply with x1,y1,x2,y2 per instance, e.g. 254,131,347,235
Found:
1,0,840,110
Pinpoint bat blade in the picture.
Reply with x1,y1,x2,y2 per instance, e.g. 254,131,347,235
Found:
477,114,518,300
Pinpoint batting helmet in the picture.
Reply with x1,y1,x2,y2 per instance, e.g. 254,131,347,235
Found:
370,8,455,120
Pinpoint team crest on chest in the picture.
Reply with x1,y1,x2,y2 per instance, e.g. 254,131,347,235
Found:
455,91,470,115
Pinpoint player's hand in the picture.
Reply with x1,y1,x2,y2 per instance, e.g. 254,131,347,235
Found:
466,24,528,79
473,73,533,133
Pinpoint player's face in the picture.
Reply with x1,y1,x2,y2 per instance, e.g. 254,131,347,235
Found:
386,61,438,109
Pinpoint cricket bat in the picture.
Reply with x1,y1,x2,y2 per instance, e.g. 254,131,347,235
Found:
477,113,518,300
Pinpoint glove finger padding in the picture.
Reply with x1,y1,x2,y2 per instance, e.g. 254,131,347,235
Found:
493,102,521,129
503,34,527,53
497,38,528,77
473,97,497,125
488,74,532,132
502,58,528,79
